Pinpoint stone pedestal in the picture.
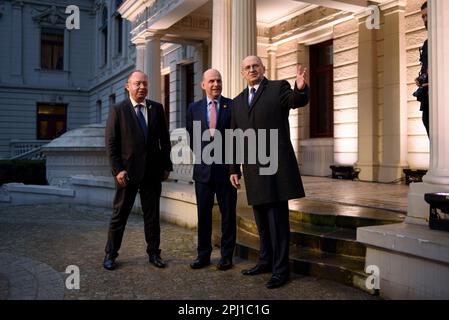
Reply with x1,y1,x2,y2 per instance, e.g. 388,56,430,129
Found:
42,124,110,187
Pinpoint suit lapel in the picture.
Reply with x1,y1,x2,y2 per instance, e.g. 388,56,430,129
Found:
201,98,209,129
249,78,268,113
217,97,229,130
145,100,153,128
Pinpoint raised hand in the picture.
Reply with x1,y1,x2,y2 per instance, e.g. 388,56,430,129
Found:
296,64,307,90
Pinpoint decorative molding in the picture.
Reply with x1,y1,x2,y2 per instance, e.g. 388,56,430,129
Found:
31,5,66,27
270,6,340,39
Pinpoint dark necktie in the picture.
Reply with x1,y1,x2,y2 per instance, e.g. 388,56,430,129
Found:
249,87,256,106
136,104,148,140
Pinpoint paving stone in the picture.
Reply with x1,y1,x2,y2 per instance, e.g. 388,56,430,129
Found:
0,203,379,300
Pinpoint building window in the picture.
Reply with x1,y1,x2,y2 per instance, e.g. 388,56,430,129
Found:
163,74,170,127
180,63,194,127
37,104,67,140
310,40,334,138
115,15,123,55
96,100,102,123
41,28,64,70
185,63,194,110
109,94,116,107
100,8,108,66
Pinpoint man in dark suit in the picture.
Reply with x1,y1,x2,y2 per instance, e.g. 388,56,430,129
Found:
414,1,429,137
229,56,309,289
186,69,237,271
103,70,173,270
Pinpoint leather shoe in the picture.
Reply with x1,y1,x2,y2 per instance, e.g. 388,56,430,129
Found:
216,257,233,271
149,254,166,268
103,255,116,271
265,274,290,289
190,258,210,269
241,264,271,276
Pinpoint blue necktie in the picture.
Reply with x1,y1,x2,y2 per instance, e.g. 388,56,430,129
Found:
249,87,256,106
136,104,148,140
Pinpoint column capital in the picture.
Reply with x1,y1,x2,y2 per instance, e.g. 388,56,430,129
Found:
144,30,164,41
379,0,406,14
267,46,278,54
131,36,146,46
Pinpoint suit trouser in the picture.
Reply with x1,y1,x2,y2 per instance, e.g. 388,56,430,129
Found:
194,180,237,260
253,201,290,276
105,179,162,258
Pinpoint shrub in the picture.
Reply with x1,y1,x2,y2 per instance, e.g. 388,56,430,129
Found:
0,160,47,186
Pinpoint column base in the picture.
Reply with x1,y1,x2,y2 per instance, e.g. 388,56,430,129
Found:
355,162,379,182
407,182,449,225
378,164,408,183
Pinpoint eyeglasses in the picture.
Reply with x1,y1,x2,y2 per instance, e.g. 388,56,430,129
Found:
129,81,148,88
243,64,261,72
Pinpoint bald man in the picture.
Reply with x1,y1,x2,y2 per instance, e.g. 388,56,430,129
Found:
103,70,172,271
186,69,237,271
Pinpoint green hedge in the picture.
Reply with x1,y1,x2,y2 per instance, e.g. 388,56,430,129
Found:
0,160,47,186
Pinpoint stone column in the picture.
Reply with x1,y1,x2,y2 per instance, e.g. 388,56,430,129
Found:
407,0,449,224
267,46,277,80
355,11,379,181
377,1,408,182
134,39,145,71
144,34,161,102
211,0,232,97
230,0,257,97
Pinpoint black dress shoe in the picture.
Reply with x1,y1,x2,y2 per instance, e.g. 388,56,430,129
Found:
149,254,166,268
216,257,233,271
241,264,271,276
265,274,290,289
190,258,210,269
103,255,116,271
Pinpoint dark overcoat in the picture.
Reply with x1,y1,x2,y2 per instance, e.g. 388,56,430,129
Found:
230,78,309,206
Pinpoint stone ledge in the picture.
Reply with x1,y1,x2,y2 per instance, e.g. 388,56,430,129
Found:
162,181,197,204
4,183,75,197
70,175,115,188
357,223,449,265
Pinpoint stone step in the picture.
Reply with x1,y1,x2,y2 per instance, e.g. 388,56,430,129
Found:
237,208,366,257
288,198,406,229
227,230,377,295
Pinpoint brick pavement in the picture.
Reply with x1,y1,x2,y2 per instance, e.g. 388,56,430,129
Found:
0,203,378,300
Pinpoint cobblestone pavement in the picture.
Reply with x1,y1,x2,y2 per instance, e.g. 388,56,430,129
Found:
0,203,378,300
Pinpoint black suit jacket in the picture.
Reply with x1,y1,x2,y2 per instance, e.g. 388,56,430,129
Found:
230,78,309,206
186,96,233,183
105,98,173,184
